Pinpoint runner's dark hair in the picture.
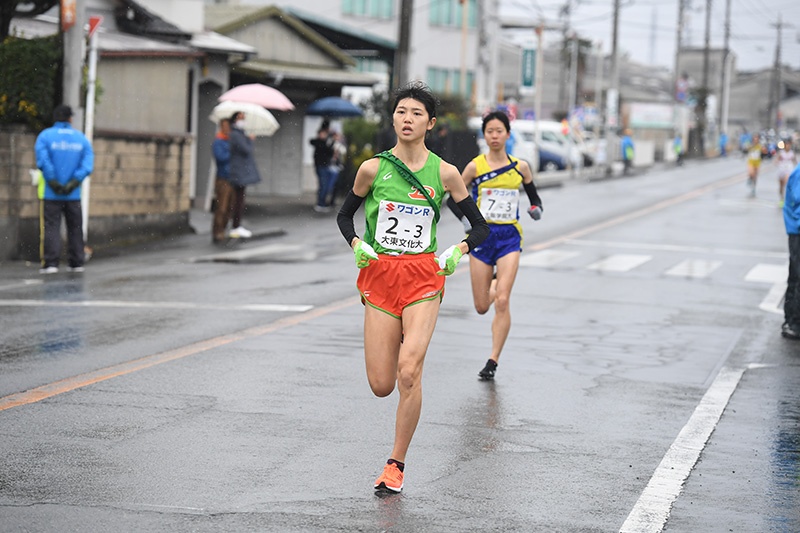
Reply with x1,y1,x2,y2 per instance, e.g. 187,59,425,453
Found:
393,81,438,119
482,110,511,133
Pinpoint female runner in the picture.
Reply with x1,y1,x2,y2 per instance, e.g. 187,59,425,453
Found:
746,133,763,197
336,82,488,493
456,111,543,380
777,137,797,206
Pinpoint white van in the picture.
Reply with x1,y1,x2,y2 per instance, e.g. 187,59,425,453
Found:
468,117,592,172
512,120,593,169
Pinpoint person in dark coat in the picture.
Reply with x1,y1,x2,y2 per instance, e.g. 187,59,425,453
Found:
310,120,335,212
227,111,262,239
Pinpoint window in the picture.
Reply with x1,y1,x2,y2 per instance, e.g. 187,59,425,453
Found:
427,67,473,98
429,0,476,28
344,0,394,19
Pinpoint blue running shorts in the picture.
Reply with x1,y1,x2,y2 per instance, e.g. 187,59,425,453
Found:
470,224,521,266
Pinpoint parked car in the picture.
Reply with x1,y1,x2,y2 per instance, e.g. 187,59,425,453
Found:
470,117,538,171
514,120,595,168
469,117,595,172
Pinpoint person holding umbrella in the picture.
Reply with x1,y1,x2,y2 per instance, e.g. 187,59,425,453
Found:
226,111,261,239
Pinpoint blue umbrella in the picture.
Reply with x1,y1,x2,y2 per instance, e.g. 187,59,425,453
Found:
307,96,363,117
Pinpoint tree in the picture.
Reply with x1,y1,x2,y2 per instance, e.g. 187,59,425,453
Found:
1,1,58,42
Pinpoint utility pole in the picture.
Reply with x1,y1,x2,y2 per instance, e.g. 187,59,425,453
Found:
395,0,413,88
558,0,573,113
719,0,731,136
459,0,469,96
593,41,603,141
568,33,578,116
649,6,657,66
673,0,685,100
768,16,791,131
62,0,85,127
696,0,711,157
604,0,620,175
476,0,499,111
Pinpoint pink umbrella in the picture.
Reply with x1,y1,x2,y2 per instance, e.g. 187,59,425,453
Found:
219,83,295,111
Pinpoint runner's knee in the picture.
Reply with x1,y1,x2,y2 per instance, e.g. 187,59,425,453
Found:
369,376,395,398
396,362,422,392
494,293,511,313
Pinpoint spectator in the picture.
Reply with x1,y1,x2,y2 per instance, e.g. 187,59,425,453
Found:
621,129,635,175
719,131,728,157
328,128,348,208
310,120,335,212
227,111,261,239
34,105,94,273
211,119,233,243
781,161,800,340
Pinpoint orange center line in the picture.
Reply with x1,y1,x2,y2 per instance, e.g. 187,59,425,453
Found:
0,296,359,412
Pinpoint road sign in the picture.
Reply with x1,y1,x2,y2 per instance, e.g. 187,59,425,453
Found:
89,16,103,38
522,48,536,88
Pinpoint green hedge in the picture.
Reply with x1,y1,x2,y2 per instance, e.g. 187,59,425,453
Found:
0,34,61,131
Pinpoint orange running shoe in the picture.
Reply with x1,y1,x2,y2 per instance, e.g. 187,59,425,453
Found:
374,462,404,493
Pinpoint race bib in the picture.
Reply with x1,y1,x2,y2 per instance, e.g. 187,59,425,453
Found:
376,200,434,253
479,188,519,222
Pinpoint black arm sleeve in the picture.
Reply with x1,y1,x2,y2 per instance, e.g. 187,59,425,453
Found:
446,194,466,220
336,190,365,245
457,197,489,252
523,180,542,209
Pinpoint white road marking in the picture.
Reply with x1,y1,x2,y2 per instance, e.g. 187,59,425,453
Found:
519,249,580,267
744,264,787,315
0,279,43,291
665,259,722,278
620,365,746,533
744,263,786,283
759,281,786,315
587,254,652,272
567,239,786,259
0,299,312,313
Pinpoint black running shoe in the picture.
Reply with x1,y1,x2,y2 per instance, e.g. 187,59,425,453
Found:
781,322,800,340
478,359,497,380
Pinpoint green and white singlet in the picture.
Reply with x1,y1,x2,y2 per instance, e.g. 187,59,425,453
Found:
363,151,445,255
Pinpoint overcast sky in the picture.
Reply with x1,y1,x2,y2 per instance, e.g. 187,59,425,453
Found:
499,0,800,72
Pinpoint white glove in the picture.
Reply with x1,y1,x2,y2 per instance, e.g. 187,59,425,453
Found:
354,241,378,268
436,245,463,276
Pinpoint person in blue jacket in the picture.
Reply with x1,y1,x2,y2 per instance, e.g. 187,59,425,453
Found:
34,105,94,274
621,129,634,175
781,161,800,340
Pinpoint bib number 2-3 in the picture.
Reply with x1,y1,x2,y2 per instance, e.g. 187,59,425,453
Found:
375,200,434,253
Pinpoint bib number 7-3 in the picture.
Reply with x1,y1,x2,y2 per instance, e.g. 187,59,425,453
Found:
479,188,519,222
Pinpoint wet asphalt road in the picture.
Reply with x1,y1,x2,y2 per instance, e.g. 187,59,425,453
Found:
0,157,798,532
